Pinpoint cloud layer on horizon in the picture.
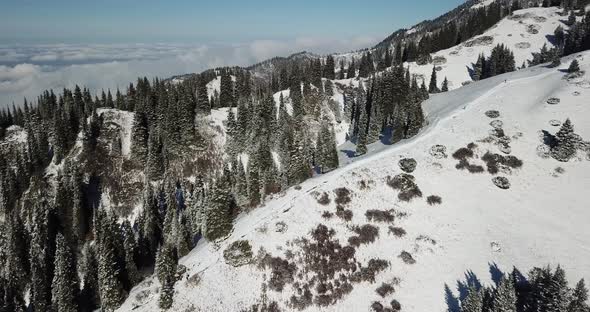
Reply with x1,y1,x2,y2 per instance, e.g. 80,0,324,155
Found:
0,36,377,108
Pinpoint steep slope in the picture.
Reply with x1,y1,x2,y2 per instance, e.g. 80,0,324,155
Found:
118,52,590,312
406,6,566,90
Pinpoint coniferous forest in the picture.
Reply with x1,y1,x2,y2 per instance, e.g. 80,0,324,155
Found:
1,0,590,311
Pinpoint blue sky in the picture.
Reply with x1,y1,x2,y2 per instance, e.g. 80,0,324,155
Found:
1,0,465,43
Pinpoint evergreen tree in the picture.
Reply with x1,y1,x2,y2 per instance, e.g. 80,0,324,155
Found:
462,286,483,312
196,78,211,115
248,157,261,207
568,59,580,73
52,233,79,312
356,103,368,156
441,77,449,92
568,279,589,312
97,222,125,311
219,71,235,107
29,204,53,312
492,276,517,312
316,121,339,173
324,55,336,80
156,244,177,310
121,221,140,286
552,118,577,161
204,178,233,241
80,243,100,312
429,67,440,93
146,130,165,179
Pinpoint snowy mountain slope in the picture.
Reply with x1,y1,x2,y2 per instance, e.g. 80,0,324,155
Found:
407,7,566,90
118,52,590,312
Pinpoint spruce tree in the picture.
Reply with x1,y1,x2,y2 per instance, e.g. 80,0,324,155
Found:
204,178,233,241
462,286,483,312
121,221,140,286
97,226,125,311
429,66,440,93
441,77,449,92
324,55,336,80
52,233,79,312
219,71,235,107
568,279,590,312
492,276,517,312
568,59,580,73
156,244,177,310
248,157,261,207
552,118,577,162
356,105,368,156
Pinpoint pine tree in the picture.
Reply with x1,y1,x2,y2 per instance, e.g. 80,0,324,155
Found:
156,244,177,310
552,118,577,161
146,130,165,179
324,55,336,80
441,77,449,92
219,71,235,107
97,226,125,311
121,221,140,286
29,204,52,312
356,104,368,156
248,157,261,207
204,178,233,241
316,121,339,173
462,286,483,312
196,78,211,115
52,233,79,312
80,242,100,311
568,59,580,73
492,276,517,312
547,266,571,312
568,279,590,312
429,66,440,93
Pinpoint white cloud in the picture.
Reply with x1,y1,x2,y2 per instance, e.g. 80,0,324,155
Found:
0,36,379,108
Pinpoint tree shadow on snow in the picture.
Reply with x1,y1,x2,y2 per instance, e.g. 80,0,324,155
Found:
489,262,505,286
445,283,461,312
456,270,483,301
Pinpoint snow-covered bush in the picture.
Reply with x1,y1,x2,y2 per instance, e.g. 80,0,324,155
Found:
492,176,511,189
376,283,396,297
485,110,501,118
223,240,254,267
366,209,395,223
398,158,417,173
388,226,407,238
387,174,423,202
399,251,416,264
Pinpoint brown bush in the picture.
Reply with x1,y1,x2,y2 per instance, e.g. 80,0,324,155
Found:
334,187,352,205
366,209,395,223
348,224,379,247
387,174,423,202
390,299,402,311
336,209,353,221
455,159,485,173
453,147,474,160
376,283,396,297
426,195,442,205
399,251,416,264
317,192,331,205
388,227,407,238
321,211,334,219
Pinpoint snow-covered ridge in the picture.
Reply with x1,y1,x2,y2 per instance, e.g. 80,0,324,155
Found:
409,6,564,91
118,51,590,312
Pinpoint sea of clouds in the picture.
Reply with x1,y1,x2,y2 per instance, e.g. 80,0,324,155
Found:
0,36,376,108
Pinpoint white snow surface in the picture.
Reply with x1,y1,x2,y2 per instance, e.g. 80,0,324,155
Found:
409,7,565,91
119,52,590,312
97,108,135,157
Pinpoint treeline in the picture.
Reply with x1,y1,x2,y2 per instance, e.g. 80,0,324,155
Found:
0,43,428,310
456,265,589,312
